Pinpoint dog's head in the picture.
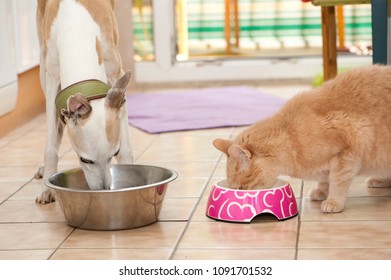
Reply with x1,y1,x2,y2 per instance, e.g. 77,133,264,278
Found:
61,71,131,190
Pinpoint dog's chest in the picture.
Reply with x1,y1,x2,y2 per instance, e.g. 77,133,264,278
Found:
47,0,107,88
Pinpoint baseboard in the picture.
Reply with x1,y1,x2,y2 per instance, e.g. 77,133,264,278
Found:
0,67,45,138
0,82,18,117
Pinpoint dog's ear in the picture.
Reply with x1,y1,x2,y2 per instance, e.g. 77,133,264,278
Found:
61,93,92,123
106,71,132,110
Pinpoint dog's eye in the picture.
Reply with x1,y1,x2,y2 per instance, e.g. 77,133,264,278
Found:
114,149,120,157
80,157,94,164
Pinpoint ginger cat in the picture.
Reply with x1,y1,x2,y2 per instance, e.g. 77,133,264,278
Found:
213,65,391,213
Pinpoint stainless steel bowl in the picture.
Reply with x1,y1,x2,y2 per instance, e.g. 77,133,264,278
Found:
45,164,178,230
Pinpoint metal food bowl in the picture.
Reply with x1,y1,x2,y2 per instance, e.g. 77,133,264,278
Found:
45,164,178,230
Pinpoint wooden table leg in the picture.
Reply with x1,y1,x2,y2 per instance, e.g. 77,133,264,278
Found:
225,0,232,55
321,6,337,80
225,0,240,54
234,0,240,48
336,6,347,51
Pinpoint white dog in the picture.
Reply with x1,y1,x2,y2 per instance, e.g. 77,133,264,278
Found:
36,0,133,204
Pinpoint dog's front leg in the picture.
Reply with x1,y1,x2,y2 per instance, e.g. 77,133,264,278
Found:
36,75,62,204
117,105,134,164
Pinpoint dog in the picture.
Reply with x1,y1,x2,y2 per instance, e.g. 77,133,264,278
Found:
36,0,133,204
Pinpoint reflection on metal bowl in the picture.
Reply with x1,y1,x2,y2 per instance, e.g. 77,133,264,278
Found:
45,164,178,230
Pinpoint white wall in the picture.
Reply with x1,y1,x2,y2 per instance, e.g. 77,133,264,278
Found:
0,0,18,117
12,0,40,73
0,0,40,117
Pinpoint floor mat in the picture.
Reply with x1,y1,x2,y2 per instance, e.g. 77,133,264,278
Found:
126,86,286,134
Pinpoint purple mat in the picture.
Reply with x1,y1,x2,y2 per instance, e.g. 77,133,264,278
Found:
126,86,286,134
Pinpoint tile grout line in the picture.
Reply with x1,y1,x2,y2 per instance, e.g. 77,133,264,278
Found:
294,179,305,260
0,115,44,150
1,178,35,205
134,134,160,163
168,127,235,259
168,151,226,260
47,227,77,260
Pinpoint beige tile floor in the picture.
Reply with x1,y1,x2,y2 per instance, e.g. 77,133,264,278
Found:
1,83,391,260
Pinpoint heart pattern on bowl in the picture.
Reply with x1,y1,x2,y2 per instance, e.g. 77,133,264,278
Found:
206,181,298,222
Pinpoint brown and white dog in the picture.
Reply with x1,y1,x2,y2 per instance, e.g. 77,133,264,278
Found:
36,0,133,204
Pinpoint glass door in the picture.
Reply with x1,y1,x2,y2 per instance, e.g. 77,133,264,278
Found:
132,0,372,84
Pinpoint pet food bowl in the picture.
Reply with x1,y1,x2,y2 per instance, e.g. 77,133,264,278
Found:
45,164,178,230
206,180,298,222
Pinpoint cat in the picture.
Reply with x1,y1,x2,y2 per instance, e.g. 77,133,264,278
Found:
213,65,391,213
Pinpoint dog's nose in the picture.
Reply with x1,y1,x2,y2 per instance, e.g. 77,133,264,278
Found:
104,175,112,190
101,167,112,190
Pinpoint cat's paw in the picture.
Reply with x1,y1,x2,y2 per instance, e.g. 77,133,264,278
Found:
321,199,344,213
309,188,328,201
366,177,391,188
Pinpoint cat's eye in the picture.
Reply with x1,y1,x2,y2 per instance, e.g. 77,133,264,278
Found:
80,157,94,164
114,149,120,157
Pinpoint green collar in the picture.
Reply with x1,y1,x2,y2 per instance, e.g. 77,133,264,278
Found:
56,79,111,117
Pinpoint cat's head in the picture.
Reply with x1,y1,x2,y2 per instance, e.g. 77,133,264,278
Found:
213,138,278,190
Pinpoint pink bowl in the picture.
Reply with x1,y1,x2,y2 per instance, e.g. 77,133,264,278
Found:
206,180,298,222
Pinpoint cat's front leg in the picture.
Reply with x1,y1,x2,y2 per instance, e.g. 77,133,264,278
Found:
321,157,356,213
322,183,351,213
309,182,329,201
309,171,330,201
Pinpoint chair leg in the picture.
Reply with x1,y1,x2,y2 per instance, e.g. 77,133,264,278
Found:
321,6,337,80
371,0,388,64
225,0,232,55
337,6,347,51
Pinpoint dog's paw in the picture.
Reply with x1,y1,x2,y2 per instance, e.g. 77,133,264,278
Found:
34,165,44,179
321,199,344,213
366,177,391,188
309,188,328,201
35,189,56,204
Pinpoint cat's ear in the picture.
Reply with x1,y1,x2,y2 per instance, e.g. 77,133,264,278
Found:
213,138,233,155
228,145,252,165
